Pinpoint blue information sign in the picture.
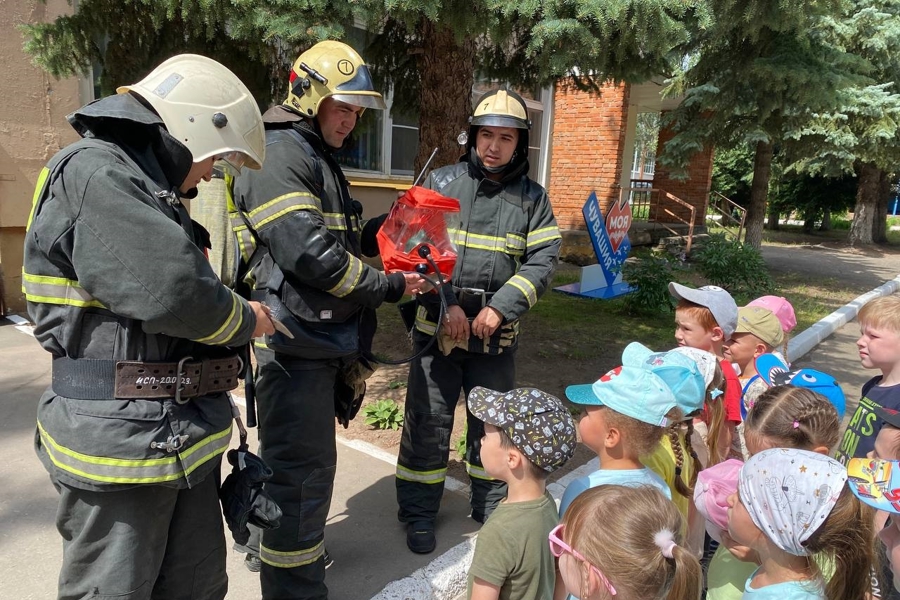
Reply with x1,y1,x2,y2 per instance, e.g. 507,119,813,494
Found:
555,192,634,299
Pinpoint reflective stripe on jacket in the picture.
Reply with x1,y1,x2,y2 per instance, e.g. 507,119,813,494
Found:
414,161,561,334
23,94,255,490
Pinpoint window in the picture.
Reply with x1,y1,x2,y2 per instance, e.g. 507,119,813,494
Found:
389,107,419,176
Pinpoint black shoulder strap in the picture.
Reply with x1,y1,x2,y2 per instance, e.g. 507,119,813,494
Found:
284,127,362,257
283,128,326,200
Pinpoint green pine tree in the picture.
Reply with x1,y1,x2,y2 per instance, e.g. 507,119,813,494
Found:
659,0,865,248
22,0,709,174
786,0,900,245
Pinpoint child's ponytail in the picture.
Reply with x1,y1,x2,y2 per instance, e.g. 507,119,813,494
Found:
805,487,876,600
669,423,702,498
703,363,726,466
665,542,703,600
563,485,702,600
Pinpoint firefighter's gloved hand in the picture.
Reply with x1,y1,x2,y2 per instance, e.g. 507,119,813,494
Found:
497,322,518,347
437,330,467,356
335,356,377,428
220,447,282,546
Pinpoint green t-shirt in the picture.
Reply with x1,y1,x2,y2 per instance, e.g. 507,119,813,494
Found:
467,491,559,600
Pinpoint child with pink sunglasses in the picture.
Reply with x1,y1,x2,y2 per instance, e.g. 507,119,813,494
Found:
550,484,701,600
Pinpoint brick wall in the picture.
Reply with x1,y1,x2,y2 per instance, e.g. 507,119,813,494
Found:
548,80,630,230
651,117,714,226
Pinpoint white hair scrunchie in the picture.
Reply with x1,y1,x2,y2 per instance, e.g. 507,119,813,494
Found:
654,529,677,559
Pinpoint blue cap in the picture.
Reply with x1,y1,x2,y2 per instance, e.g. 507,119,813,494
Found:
621,342,708,416
754,353,846,419
565,365,679,427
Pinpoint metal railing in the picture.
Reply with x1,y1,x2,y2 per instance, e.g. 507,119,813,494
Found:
622,186,696,254
707,191,746,242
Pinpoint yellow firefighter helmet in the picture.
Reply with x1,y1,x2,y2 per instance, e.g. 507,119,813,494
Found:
284,40,386,118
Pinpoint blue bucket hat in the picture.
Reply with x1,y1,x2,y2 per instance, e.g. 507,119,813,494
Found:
622,342,708,416
565,365,679,427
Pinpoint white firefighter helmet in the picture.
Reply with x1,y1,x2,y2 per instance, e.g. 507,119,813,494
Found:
284,40,386,118
117,54,265,174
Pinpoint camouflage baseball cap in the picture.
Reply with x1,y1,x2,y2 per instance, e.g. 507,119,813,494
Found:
467,387,577,472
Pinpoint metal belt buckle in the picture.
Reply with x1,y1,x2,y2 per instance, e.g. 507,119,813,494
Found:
174,355,193,405
460,287,487,308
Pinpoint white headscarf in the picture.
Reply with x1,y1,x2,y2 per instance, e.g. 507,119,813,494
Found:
739,448,847,556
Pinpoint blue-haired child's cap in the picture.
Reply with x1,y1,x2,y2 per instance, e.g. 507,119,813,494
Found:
621,342,708,416
565,365,679,427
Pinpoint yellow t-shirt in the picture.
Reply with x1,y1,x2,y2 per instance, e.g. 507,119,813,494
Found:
642,431,695,519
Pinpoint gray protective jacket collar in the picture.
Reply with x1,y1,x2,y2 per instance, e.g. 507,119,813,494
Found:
67,93,194,193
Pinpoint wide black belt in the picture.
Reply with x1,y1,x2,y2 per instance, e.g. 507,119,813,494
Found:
52,355,243,403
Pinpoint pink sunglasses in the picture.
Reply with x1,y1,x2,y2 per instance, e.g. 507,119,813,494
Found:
548,524,617,596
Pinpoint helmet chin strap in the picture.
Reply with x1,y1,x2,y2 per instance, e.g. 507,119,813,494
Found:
469,146,512,176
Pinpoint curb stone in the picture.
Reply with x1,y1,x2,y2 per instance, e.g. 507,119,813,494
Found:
371,273,900,600
788,274,900,361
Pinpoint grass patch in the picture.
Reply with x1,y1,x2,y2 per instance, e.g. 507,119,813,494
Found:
761,223,900,246
370,254,861,399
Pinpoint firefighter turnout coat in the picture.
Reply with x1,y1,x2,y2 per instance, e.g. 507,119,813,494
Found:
23,94,259,491
413,158,561,346
230,106,404,355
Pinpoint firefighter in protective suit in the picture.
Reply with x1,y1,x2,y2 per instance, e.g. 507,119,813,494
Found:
396,89,562,553
230,40,424,600
23,55,275,599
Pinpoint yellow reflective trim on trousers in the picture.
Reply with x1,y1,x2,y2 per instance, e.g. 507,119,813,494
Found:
260,541,324,568
413,305,437,335
192,292,244,345
37,420,232,484
527,226,562,247
22,271,106,309
466,462,495,481
323,212,347,231
396,463,447,484
326,255,363,298
247,192,322,229
26,167,51,232
507,274,538,308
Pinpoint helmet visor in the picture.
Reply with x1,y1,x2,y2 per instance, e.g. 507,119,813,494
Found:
214,151,250,176
470,114,530,129
331,93,386,111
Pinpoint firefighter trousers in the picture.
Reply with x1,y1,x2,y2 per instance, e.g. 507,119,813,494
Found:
255,347,338,600
396,336,515,524
53,470,226,600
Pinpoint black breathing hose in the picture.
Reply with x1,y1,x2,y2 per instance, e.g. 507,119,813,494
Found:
370,244,451,366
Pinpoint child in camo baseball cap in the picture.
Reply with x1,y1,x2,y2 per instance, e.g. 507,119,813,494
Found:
466,387,577,599
468,387,577,473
